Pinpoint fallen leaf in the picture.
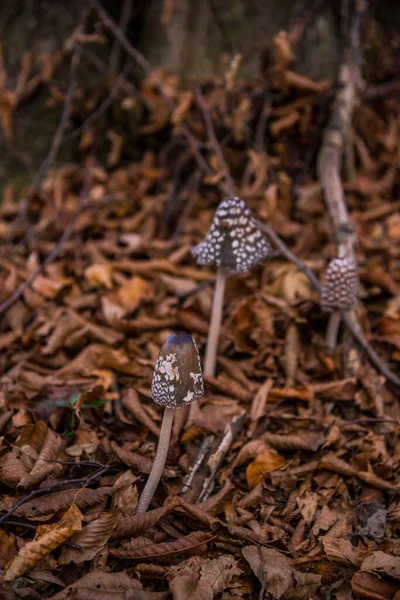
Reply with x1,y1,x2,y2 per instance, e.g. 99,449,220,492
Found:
361,551,400,579
59,511,118,564
242,545,321,599
4,502,82,581
246,451,287,489
85,263,113,288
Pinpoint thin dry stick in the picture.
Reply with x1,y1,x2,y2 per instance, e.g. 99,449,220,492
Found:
91,0,210,176
195,87,235,195
109,0,132,71
203,268,228,378
136,407,175,514
0,158,93,316
180,435,214,494
5,8,89,251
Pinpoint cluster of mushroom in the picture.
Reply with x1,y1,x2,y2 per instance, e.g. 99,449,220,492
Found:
137,196,358,514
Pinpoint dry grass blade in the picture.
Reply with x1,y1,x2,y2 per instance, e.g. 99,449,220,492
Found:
3,503,82,582
109,531,213,561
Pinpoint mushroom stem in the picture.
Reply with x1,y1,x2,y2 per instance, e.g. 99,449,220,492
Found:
326,311,342,352
136,407,175,514
204,267,227,378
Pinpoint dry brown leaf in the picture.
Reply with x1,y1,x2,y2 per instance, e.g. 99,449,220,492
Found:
19,428,65,488
117,275,150,311
15,487,111,519
242,545,321,599
262,431,325,452
0,530,18,569
312,505,338,536
109,531,212,561
59,511,118,564
0,448,31,487
322,537,366,567
3,502,82,582
48,570,166,600
246,451,287,489
351,572,400,600
85,263,113,289
112,501,178,541
120,387,161,437
357,471,399,492
169,555,241,600
17,421,48,453
54,344,141,381
319,452,356,476
360,551,400,579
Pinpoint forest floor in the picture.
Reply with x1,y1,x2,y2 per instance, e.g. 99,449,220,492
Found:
0,4,399,600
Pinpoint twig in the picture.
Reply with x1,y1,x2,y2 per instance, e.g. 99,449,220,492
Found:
0,463,114,526
195,87,235,195
180,435,214,494
5,8,90,251
90,0,211,176
197,411,246,502
342,313,400,388
0,157,93,316
258,221,322,291
109,0,132,72
66,62,133,139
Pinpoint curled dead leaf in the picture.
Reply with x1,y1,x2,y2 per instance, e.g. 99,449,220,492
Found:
3,502,82,582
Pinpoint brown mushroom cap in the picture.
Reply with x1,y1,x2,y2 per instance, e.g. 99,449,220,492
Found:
321,256,358,311
151,332,204,409
191,197,272,273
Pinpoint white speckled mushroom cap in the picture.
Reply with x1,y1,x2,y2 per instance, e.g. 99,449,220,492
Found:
321,256,358,311
151,332,204,409
191,197,272,273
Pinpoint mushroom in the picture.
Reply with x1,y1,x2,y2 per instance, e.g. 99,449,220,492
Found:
192,196,272,377
136,332,204,514
320,256,358,351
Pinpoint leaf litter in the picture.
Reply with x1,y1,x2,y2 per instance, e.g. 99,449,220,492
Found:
0,4,399,599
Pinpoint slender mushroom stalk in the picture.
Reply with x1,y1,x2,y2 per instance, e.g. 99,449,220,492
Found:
192,197,272,377
321,256,358,352
136,332,204,514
